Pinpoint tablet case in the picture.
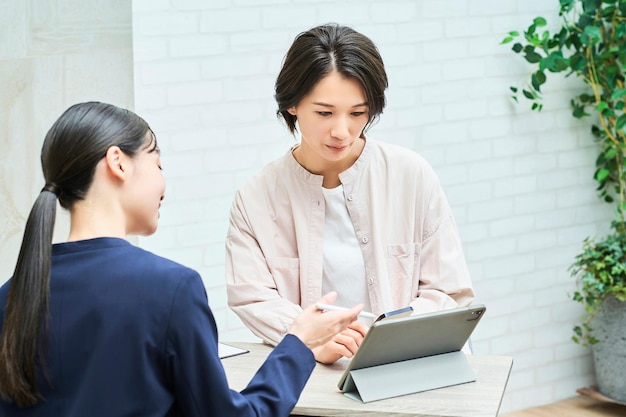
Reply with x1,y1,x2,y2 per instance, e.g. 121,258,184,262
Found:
338,304,486,403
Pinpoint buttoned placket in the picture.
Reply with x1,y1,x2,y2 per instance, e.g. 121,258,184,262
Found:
343,186,378,311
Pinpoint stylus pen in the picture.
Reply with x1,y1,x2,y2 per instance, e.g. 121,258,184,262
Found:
315,303,378,319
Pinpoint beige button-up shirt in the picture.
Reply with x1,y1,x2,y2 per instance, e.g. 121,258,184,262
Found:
226,139,474,345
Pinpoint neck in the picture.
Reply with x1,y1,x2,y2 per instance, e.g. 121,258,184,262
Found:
67,199,126,242
322,174,342,189
293,137,365,188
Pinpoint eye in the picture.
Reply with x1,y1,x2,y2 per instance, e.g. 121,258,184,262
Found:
317,111,332,117
351,111,366,117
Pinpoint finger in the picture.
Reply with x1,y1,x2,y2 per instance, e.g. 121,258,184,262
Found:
349,303,363,318
347,320,369,337
332,304,362,326
341,332,364,353
326,338,357,358
340,327,365,343
319,291,338,304
312,344,343,364
333,333,360,355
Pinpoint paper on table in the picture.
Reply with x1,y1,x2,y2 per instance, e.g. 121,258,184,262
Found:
218,342,249,359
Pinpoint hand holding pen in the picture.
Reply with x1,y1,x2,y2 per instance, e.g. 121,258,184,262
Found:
304,295,370,364
287,292,362,350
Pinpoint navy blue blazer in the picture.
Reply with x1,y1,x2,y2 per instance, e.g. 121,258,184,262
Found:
0,238,315,416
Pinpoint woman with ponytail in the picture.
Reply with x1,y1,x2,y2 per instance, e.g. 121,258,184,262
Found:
0,102,361,416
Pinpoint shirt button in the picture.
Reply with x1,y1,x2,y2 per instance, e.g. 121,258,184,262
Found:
368,277,375,284
361,236,369,244
347,194,355,201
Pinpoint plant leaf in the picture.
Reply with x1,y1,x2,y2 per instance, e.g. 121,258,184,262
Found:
610,89,626,100
531,71,547,91
596,168,610,182
584,26,602,44
523,45,542,63
616,114,626,131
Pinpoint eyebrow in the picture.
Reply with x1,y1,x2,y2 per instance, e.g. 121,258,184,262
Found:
312,101,369,108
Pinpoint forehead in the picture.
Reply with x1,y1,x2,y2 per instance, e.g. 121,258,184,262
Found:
303,71,367,105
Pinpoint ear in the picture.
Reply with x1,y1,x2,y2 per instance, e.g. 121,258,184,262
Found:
104,146,127,182
287,107,297,116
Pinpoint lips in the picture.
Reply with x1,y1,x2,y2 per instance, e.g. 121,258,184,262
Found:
327,144,349,152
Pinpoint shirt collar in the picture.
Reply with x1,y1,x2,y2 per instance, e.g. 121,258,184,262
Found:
285,137,373,185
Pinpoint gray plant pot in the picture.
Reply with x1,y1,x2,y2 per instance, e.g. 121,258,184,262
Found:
590,295,626,402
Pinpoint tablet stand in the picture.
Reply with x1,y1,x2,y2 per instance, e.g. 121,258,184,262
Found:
341,351,476,403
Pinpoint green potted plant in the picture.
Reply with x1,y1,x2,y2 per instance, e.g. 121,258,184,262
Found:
502,0,626,402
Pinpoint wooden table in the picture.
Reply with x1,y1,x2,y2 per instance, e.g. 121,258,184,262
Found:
221,342,513,417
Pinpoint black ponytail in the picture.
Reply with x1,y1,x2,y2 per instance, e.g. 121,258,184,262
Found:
0,189,56,406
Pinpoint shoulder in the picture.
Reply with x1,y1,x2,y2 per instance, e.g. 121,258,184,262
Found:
231,150,298,210
110,246,207,319
80,241,203,297
239,151,292,190
125,245,201,284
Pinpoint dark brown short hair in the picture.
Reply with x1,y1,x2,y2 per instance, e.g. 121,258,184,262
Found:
275,23,388,135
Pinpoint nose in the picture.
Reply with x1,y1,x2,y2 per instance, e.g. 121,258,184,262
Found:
331,116,350,140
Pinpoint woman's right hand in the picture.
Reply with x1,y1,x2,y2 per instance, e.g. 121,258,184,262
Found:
287,291,362,351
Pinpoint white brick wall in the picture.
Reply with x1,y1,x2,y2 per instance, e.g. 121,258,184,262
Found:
132,0,611,412
0,0,135,297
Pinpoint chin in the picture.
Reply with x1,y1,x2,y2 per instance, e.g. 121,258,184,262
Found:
326,152,351,162
135,224,158,237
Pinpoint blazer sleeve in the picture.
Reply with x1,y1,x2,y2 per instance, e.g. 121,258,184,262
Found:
165,271,315,417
